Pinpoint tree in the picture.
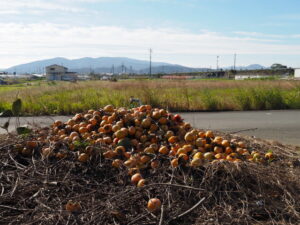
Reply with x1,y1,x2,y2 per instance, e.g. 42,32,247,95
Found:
271,63,287,70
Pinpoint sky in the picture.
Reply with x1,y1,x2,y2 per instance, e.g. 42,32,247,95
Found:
0,0,300,69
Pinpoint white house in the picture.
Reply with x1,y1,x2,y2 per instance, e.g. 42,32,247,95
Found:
294,68,300,78
46,64,77,81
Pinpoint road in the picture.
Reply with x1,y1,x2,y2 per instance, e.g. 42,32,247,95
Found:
180,110,300,146
0,110,299,146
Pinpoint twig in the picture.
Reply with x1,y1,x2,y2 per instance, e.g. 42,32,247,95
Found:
7,149,26,170
10,175,19,197
0,183,4,196
231,128,258,134
158,205,164,225
171,197,206,221
0,205,32,211
146,183,204,191
0,143,16,151
127,212,151,225
35,199,54,211
28,188,43,200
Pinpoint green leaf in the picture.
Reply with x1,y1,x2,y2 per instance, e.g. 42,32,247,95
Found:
0,110,13,117
73,140,89,149
12,98,22,116
17,126,32,135
117,137,132,151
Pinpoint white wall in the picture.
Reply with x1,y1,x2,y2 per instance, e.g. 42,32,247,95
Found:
235,74,269,80
295,69,300,78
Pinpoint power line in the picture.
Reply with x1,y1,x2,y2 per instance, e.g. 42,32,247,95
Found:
149,48,152,77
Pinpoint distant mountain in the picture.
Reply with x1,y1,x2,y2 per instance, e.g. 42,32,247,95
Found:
4,57,266,74
5,57,206,74
4,57,213,74
223,64,267,70
138,65,209,74
243,64,267,70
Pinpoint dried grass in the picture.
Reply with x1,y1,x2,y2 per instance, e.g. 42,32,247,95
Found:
0,132,299,225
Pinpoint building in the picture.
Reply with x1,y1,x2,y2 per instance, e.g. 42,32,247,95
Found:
45,64,77,81
294,68,300,78
235,74,271,80
235,73,290,80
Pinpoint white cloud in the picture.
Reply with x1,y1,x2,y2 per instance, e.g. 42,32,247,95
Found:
0,22,300,68
233,31,286,39
0,0,86,14
234,31,300,39
0,10,20,15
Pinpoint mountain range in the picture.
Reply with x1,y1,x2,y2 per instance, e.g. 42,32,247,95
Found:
2,57,265,74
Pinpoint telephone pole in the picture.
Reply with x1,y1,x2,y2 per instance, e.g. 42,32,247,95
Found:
233,53,237,70
149,48,152,77
216,55,219,71
121,63,124,74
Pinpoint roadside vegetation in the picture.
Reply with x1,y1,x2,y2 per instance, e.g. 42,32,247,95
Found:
0,79,300,115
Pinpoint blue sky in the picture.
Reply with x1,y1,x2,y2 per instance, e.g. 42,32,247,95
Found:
0,0,300,68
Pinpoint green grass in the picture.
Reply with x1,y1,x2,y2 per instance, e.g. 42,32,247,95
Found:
0,79,300,115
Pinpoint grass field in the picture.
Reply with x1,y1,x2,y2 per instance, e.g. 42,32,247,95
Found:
0,79,300,115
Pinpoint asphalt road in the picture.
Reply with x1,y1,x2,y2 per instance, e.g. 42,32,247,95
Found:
180,110,300,146
0,110,299,146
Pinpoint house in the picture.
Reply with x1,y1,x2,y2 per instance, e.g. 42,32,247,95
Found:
294,68,300,78
45,64,77,81
235,73,289,80
235,74,269,80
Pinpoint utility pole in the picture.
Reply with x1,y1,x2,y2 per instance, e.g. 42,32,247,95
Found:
233,53,237,70
121,63,124,74
216,56,219,71
149,48,152,77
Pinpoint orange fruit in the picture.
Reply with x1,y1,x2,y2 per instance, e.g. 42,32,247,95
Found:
131,173,143,185
112,159,123,168
159,146,169,155
151,160,160,169
137,179,146,187
147,198,161,212
265,152,274,159
78,153,89,162
65,200,81,212
171,158,179,168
